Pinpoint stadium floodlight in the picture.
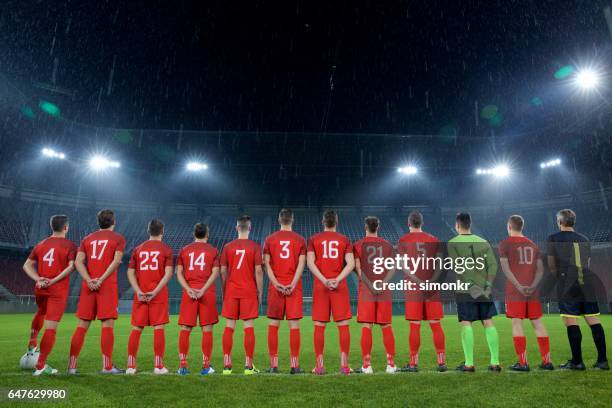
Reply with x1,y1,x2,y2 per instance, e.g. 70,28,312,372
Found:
476,164,510,177
575,69,600,91
186,161,208,172
397,165,417,175
89,155,120,171
41,147,66,160
540,158,562,169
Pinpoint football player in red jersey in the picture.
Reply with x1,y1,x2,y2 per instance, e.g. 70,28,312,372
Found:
398,211,447,372
353,217,397,374
263,208,307,374
499,215,552,371
22,215,77,375
125,219,174,375
220,215,264,375
307,210,355,375
68,209,126,374
175,223,220,375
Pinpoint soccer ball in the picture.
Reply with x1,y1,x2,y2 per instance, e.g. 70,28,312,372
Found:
19,349,40,370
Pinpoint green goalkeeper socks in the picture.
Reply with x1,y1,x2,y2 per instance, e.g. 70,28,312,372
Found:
461,325,474,366
485,326,500,366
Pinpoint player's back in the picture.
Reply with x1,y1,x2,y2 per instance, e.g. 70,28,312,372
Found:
264,230,306,285
178,241,219,288
353,236,393,286
308,231,352,278
30,237,77,295
80,229,126,285
398,231,441,280
222,238,262,298
130,240,174,301
547,230,591,284
499,236,539,288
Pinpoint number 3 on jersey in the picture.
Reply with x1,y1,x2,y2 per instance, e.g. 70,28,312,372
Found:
279,241,291,259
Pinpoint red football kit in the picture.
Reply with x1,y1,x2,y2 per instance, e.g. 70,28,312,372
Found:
307,231,353,322
221,239,262,320
28,237,77,322
177,242,220,327
129,240,174,326
264,230,306,320
354,236,393,325
76,230,126,321
499,236,543,319
398,231,444,321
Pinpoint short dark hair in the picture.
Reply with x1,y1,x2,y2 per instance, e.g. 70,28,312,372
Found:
456,212,472,230
364,216,379,233
408,211,423,228
237,215,251,232
322,210,338,228
50,215,69,232
97,209,115,229
557,209,576,227
193,223,209,239
508,215,524,232
148,219,164,236
278,208,294,225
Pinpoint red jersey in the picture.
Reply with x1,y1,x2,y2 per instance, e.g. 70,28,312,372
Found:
263,230,306,286
79,230,126,288
398,231,441,280
307,231,353,279
498,236,540,295
220,239,262,299
129,240,174,302
353,236,394,291
177,241,220,288
28,237,77,296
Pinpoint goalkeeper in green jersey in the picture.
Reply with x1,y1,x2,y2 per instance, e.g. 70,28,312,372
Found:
447,212,501,372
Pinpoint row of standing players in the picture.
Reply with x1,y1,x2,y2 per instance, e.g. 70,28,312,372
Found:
23,208,608,375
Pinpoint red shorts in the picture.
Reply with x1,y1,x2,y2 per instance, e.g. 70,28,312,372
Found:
405,301,444,321
35,291,68,322
267,286,303,320
76,283,118,321
222,296,259,320
178,290,219,327
312,283,352,323
357,299,392,324
132,301,169,327
505,300,543,320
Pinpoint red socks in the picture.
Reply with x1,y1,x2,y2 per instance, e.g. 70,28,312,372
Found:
537,336,551,364
222,327,234,368
409,322,421,366
360,327,373,368
179,329,190,368
429,321,446,365
68,326,87,369
127,330,142,369
35,328,56,370
513,336,527,365
314,325,325,369
101,327,114,370
29,312,45,348
244,327,255,368
382,325,396,367
290,328,300,368
338,325,350,369
268,325,279,368
154,328,165,369
202,331,213,368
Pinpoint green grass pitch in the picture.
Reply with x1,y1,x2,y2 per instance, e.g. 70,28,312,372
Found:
0,314,610,407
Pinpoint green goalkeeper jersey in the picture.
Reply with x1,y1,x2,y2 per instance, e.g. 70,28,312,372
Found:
447,233,498,293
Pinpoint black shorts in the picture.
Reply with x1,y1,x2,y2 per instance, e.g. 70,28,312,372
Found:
457,301,497,322
559,301,600,317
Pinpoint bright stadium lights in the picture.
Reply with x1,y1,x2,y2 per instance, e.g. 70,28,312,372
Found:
89,155,120,171
476,164,510,177
575,69,600,91
41,147,66,160
186,161,208,172
540,158,562,169
397,165,417,175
